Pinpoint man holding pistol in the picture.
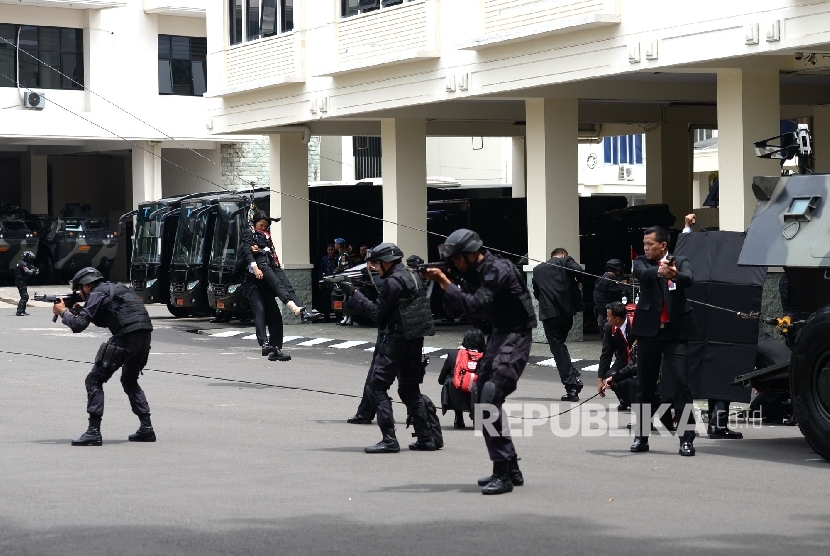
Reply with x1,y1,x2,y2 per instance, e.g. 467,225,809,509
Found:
53,267,156,446
422,228,537,495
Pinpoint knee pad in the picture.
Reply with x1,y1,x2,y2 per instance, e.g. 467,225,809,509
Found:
397,384,421,408
85,373,102,394
371,389,391,405
120,374,140,394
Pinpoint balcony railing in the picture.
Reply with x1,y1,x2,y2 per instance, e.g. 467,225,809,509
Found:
459,0,620,50
208,32,304,97
317,0,439,76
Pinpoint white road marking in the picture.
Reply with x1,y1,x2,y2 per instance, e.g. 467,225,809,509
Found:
328,341,369,349
440,354,448,359
295,338,334,346
282,335,304,343
242,334,258,340
581,364,600,372
364,347,375,352
537,358,583,368
422,347,442,354
209,330,246,338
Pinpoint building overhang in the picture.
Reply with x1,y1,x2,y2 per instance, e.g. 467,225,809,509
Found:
143,0,206,18
0,0,126,8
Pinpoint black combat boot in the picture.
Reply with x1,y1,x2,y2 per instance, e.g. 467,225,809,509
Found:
129,414,156,442
365,427,400,454
454,412,466,429
478,456,523,486
481,461,514,495
408,404,437,451
261,343,275,357
268,348,291,362
71,415,103,446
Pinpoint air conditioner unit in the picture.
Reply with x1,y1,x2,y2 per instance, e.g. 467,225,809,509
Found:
618,164,635,181
23,91,46,110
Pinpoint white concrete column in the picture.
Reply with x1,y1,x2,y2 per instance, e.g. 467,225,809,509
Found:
525,98,579,263
20,147,48,214
269,133,310,265
813,106,830,174
131,142,162,209
717,69,780,231
380,118,428,259
644,123,693,223
511,137,526,198
341,136,355,181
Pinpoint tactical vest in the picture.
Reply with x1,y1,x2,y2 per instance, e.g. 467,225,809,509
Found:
391,267,435,339
481,257,538,331
90,282,154,337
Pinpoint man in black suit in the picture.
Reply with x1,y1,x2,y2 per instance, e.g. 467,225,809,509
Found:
532,248,585,401
630,226,698,457
597,301,635,410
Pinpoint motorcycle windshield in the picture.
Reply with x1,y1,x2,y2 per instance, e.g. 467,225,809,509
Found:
172,202,210,266
211,201,245,266
133,203,164,264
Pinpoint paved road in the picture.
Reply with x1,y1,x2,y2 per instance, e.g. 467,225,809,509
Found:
0,304,828,555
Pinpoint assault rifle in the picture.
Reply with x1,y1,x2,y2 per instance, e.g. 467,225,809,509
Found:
320,263,376,287
33,292,82,322
416,262,450,273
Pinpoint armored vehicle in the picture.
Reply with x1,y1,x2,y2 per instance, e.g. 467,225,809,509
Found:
168,193,225,317
36,217,119,281
0,217,39,280
126,193,213,316
735,125,830,461
205,188,269,318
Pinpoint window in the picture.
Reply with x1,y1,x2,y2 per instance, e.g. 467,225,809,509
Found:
0,24,83,90
602,135,644,165
229,0,293,45
353,136,381,179
158,35,207,96
342,0,412,18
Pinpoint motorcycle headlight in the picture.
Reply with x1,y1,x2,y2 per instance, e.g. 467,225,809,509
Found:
145,279,157,289
227,283,240,294
187,280,201,291
207,283,214,293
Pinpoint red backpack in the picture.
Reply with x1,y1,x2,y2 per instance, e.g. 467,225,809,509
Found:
452,348,483,393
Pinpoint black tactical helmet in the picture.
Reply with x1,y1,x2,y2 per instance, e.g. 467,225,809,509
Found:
406,254,424,268
71,267,104,291
437,228,483,260
606,259,625,273
22,251,35,262
366,242,403,263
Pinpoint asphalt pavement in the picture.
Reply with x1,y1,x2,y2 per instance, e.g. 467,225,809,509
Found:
0,300,828,556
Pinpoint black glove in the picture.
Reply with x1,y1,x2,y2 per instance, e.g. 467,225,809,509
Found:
339,281,355,297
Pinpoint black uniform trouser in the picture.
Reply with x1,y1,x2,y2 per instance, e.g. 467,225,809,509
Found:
611,377,637,407
85,331,152,418
635,328,696,442
355,342,380,419
16,284,28,314
477,330,533,462
708,399,731,429
258,263,300,306
542,316,582,388
249,282,284,348
596,308,608,341
368,333,427,437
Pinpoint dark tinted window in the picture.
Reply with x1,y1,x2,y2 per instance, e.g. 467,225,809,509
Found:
158,35,208,96
230,0,243,45
0,24,83,90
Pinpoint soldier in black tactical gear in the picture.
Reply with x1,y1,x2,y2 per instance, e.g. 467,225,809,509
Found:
422,228,537,495
342,242,439,454
593,258,629,337
14,251,38,316
53,267,156,446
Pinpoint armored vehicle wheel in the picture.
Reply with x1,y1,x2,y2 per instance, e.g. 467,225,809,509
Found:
167,303,190,318
790,306,830,462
